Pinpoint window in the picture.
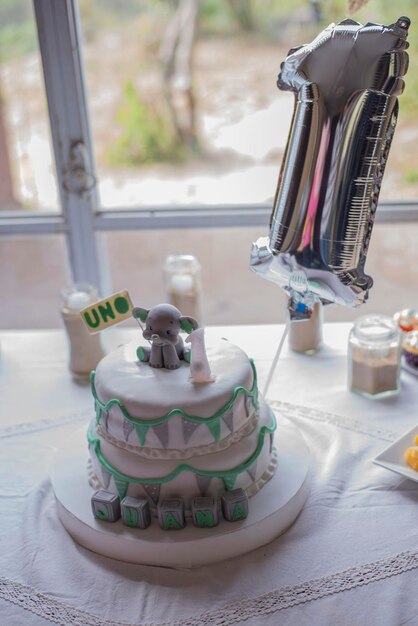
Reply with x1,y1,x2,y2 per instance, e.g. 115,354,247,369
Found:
2,0,418,328
0,1,58,214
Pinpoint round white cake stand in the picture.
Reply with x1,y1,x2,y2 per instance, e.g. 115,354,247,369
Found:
52,416,309,569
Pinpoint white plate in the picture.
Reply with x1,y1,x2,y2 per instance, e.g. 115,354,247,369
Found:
373,423,418,483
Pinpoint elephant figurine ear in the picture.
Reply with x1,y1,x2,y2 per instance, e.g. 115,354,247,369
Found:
132,307,149,323
179,316,199,334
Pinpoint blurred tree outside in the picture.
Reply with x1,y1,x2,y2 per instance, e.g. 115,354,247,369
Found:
109,79,184,165
81,0,418,196
95,0,418,172
0,0,417,197
160,0,199,151
107,0,322,167
0,79,19,209
0,0,36,210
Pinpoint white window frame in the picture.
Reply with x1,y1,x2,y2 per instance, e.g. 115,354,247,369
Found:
1,0,418,294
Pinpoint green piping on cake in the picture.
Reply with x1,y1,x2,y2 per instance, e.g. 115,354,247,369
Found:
90,359,259,445
87,412,276,494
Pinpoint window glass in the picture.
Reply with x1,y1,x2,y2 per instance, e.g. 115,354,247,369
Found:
0,0,59,213
105,222,418,325
2,224,416,328
79,0,418,210
1,235,70,328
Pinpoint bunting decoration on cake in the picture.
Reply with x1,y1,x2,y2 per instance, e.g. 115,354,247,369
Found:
222,475,237,491
123,419,134,442
134,423,150,446
87,413,277,514
244,395,253,418
90,360,259,439
182,419,200,444
142,483,161,505
247,460,257,482
114,478,128,500
103,410,110,432
207,420,221,443
152,422,169,448
196,474,213,496
221,408,234,433
100,466,112,489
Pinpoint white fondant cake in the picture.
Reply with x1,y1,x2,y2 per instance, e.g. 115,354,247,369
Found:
88,338,277,512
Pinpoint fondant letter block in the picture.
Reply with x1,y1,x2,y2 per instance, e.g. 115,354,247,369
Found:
158,498,185,530
91,490,121,522
121,496,151,529
221,488,248,522
191,496,219,528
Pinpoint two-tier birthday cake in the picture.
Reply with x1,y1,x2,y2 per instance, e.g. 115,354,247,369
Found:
88,304,277,527
52,301,309,567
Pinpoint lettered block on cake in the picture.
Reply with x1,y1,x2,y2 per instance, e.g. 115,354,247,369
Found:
158,498,185,530
121,496,151,529
91,490,120,522
191,496,219,527
221,488,248,522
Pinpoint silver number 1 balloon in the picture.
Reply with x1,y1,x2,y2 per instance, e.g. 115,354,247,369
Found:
251,17,410,319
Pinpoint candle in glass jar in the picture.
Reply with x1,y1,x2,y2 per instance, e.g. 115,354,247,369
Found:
61,284,105,381
164,255,202,322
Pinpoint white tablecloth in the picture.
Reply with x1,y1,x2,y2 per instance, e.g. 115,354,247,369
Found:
0,325,417,626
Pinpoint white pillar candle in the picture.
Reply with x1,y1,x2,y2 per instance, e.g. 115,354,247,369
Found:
170,274,194,293
67,291,91,311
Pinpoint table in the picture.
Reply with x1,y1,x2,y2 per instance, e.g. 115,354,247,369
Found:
0,324,417,626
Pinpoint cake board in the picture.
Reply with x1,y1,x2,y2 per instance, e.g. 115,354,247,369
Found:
52,415,309,569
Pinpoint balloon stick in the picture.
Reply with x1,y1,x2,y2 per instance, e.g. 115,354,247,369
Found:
263,320,289,398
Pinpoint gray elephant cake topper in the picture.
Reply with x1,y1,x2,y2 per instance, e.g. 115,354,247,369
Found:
132,303,198,370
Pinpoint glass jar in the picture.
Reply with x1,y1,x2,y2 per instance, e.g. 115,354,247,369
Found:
348,315,401,398
61,283,105,381
288,301,323,354
164,255,202,323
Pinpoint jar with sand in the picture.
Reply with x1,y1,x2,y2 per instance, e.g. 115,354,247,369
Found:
348,315,401,398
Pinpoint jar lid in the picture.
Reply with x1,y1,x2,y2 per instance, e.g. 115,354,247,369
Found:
353,315,399,344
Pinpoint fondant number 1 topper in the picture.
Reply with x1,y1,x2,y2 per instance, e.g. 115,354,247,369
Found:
80,289,133,333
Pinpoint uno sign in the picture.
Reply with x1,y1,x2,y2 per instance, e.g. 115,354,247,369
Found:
80,290,133,333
